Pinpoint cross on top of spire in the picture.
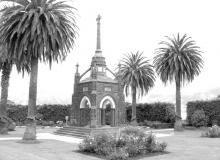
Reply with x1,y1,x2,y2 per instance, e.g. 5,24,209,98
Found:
96,14,101,23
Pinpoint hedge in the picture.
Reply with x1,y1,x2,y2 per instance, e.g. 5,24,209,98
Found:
187,100,220,126
126,102,175,124
7,104,71,125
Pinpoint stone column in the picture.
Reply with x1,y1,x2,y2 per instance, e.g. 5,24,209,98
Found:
111,109,115,127
101,109,105,125
90,106,97,128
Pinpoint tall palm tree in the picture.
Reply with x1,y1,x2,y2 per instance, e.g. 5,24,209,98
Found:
0,0,77,140
0,55,12,134
153,34,203,119
0,45,29,134
119,52,155,124
0,46,12,117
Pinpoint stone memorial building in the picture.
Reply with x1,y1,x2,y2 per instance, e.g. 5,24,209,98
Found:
71,15,126,128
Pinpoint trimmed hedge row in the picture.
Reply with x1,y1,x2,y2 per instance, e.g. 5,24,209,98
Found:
7,104,71,125
126,102,175,124
187,100,220,126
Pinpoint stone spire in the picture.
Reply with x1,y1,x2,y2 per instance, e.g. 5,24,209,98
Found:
95,14,102,56
90,15,107,78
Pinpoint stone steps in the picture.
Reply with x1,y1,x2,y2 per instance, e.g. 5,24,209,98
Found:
54,126,174,139
54,126,91,138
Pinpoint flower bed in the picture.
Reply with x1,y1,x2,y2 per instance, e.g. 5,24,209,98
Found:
79,126,167,160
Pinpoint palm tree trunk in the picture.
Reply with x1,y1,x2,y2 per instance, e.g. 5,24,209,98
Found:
175,79,181,119
23,58,38,141
0,62,12,117
131,86,137,124
0,62,12,134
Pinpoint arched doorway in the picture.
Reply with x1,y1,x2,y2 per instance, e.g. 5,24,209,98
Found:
79,96,91,126
99,96,115,126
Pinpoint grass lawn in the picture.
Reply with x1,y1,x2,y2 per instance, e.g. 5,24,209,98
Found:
0,127,220,160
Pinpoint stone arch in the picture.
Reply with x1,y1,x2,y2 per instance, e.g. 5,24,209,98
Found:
99,96,115,109
80,96,91,108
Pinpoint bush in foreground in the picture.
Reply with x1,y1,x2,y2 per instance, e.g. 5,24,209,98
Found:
201,125,220,138
79,126,167,160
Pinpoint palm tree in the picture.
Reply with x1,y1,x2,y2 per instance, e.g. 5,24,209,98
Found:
119,52,155,124
0,45,29,134
0,48,12,134
0,0,77,140
0,46,12,117
153,34,203,119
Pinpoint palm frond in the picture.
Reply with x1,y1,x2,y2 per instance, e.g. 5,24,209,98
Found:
153,33,203,86
119,51,155,98
0,0,78,69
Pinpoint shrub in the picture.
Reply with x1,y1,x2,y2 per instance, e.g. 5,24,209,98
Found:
126,102,175,124
79,126,167,159
187,100,220,126
79,133,116,156
201,125,220,138
7,104,71,125
141,120,173,129
37,105,71,122
154,142,167,152
79,136,96,153
120,126,145,137
191,110,208,127
107,149,128,160
7,105,28,125
143,133,157,152
93,133,116,156
119,127,167,157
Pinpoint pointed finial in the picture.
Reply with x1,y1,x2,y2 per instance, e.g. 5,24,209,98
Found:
76,63,79,74
96,14,101,23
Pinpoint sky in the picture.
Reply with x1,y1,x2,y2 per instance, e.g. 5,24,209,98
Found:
3,0,220,118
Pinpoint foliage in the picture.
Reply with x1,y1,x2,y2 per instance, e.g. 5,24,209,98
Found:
120,126,146,137
153,34,203,85
139,120,173,129
107,149,129,160
119,52,155,97
78,136,97,153
126,102,175,124
119,127,146,157
7,105,28,124
38,105,70,122
79,126,167,159
7,104,71,125
79,133,116,156
187,100,220,126
191,110,208,127
201,125,220,138
0,0,77,67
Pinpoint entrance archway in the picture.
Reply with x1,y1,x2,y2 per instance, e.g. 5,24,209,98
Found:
80,96,91,108
99,96,115,126
79,96,91,126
